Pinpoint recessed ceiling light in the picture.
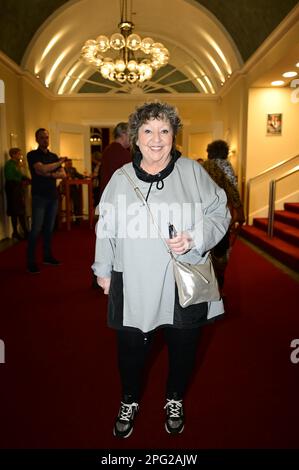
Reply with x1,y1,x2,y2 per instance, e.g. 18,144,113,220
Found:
296,62,299,67
282,71,298,78
271,80,285,86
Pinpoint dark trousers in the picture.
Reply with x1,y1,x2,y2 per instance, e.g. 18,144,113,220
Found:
70,186,81,218
27,195,58,263
211,231,230,288
117,327,200,402
11,215,28,236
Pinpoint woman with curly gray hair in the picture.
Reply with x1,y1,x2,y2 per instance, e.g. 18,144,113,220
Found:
92,101,230,438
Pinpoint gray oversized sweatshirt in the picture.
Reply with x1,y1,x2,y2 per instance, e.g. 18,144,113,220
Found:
92,157,231,333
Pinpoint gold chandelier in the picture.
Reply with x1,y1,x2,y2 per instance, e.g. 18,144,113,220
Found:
80,0,170,85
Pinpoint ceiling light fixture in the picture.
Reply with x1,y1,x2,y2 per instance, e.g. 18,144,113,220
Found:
271,80,285,86
80,0,169,85
282,71,298,78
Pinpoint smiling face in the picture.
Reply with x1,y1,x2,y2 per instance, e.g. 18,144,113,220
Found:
137,118,174,173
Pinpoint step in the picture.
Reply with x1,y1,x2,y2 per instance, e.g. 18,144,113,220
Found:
284,202,299,214
253,218,299,247
274,210,299,228
241,225,299,271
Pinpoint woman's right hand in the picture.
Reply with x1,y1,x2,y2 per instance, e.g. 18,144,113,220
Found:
97,277,111,294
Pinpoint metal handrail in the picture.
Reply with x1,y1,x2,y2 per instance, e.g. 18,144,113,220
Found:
246,154,299,223
267,166,299,237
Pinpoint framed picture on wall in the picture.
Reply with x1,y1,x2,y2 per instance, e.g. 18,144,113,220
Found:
266,113,282,135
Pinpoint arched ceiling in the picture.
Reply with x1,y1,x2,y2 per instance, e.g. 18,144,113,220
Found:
0,0,298,95
21,0,243,95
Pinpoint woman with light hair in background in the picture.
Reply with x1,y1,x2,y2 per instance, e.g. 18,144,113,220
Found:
4,147,30,240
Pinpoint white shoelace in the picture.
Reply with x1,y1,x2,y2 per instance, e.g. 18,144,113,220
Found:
164,399,183,418
119,402,139,422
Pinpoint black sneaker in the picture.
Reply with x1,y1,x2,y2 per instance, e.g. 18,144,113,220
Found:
43,256,61,266
27,263,40,274
164,395,184,434
113,397,139,439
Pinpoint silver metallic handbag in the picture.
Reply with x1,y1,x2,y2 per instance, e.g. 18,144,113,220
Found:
170,252,220,307
121,167,220,308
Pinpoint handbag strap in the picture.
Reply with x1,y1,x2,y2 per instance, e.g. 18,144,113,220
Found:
121,167,175,258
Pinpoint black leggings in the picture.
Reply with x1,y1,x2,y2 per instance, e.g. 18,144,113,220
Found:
116,327,200,402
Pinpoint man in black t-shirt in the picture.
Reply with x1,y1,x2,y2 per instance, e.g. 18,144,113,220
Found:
27,128,67,273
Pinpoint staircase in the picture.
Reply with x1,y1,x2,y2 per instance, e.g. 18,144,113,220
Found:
241,202,299,271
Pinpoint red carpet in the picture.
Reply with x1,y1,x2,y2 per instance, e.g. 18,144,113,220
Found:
0,227,298,449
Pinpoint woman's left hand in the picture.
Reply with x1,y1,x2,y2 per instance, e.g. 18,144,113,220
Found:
166,232,194,254
97,276,111,294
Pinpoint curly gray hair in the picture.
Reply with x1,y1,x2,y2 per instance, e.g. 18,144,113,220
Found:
128,101,182,153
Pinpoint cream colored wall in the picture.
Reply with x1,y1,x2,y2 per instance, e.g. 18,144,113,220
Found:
0,61,25,151
188,132,212,160
221,77,249,194
60,132,85,173
51,96,221,118
22,79,53,152
247,88,299,178
247,87,299,220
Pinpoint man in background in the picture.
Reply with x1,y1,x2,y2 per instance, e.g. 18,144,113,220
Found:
99,122,131,198
27,128,67,273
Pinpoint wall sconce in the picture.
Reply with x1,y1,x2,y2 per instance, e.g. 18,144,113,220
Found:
229,148,236,158
10,132,18,147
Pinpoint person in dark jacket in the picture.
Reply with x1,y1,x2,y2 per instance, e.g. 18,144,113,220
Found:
203,140,245,289
99,122,131,197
